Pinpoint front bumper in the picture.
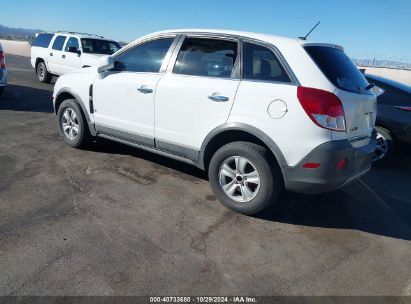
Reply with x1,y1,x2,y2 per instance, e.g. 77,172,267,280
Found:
283,130,376,194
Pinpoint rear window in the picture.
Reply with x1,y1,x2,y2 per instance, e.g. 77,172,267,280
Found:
32,33,54,48
305,46,371,95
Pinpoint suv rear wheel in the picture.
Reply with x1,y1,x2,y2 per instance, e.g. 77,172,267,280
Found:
57,99,90,148
36,61,52,83
208,142,283,215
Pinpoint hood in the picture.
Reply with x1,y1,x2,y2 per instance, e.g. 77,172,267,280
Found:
81,53,109,67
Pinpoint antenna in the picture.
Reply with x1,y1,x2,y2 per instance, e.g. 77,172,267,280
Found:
299,21,321,40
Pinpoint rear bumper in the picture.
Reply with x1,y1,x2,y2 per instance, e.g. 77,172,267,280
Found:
283,130,376,194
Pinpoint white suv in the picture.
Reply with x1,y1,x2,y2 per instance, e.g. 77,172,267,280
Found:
31,32,121,83
53,29,377,215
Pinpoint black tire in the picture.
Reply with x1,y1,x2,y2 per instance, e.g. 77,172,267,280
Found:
373,126,395,166
208,142,283,215
57,99,90,148
36,61,52,83
0,86,4,97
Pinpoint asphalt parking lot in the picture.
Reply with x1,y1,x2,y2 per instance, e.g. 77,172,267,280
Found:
0,55,410,296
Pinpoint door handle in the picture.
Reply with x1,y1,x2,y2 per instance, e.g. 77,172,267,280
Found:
137,85,153,94
62,54,66,59
50,53,53,56
208,94,229,102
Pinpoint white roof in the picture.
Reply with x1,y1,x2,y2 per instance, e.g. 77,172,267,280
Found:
146,28,300,45
41,31,109,40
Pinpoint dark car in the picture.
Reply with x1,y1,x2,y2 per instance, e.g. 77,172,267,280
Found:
364,73,411,164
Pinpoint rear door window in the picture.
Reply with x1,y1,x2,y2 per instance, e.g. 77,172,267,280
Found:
32,33,54,48
52,36,67,51
243,42,291,83
173,38,238,78
305,46,371,95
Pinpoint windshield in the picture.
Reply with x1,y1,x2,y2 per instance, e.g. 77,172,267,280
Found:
81,39,121,55
305,46,371,95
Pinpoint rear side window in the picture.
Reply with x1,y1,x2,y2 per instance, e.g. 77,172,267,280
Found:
243,42,291,83
52,36,67,51
32,34,54,48
114,38,174,73
173,38,238,78
305,46,370,95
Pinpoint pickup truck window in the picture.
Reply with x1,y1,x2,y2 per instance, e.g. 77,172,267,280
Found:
81,39,121,55
32,33,54,48
52,36,67,51
65,37,80,52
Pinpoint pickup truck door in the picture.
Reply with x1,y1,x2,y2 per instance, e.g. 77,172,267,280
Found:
47,35,67,75
60,36,82,73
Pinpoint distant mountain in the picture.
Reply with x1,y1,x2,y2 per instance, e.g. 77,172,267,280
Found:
0,24,43,39
352,58,411,70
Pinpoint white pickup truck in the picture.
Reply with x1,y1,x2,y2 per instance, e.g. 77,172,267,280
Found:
31,31,121,83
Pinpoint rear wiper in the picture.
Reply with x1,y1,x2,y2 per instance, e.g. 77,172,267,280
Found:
365,83,375,91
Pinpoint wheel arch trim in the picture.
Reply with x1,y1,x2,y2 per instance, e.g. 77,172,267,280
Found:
55,88,96,136
199,123,288,170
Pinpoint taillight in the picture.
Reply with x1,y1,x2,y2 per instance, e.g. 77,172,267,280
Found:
297,86,346,132
394,106,411,112
0,51,5,69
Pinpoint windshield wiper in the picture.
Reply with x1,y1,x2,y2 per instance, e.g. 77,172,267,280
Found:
365,83,375,90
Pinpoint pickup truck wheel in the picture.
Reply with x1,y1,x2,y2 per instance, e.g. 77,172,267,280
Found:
36,61,52,83
57,99,90,148
208,142,283,215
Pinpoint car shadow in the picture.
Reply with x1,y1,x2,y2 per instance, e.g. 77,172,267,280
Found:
256,156,411,241
85,138,208,180
0,84,54,113
88,137,411,240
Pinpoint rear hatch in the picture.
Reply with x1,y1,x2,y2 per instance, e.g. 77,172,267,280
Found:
304,45,377,147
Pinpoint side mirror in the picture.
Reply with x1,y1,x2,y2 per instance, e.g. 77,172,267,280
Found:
97,55,114,73
68,46,78,53
113,60,126,71
77,49,82,56
372,85,385,97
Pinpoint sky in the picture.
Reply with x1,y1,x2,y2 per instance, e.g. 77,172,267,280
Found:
1,0,410,59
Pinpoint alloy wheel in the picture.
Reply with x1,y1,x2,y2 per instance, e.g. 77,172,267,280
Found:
219,156,261,202
61,108,79,140
373,132,388,162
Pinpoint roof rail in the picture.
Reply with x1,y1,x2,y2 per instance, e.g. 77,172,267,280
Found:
56,31,105,39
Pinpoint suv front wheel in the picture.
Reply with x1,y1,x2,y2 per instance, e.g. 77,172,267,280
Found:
57,99,90,148
208,142,283,215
